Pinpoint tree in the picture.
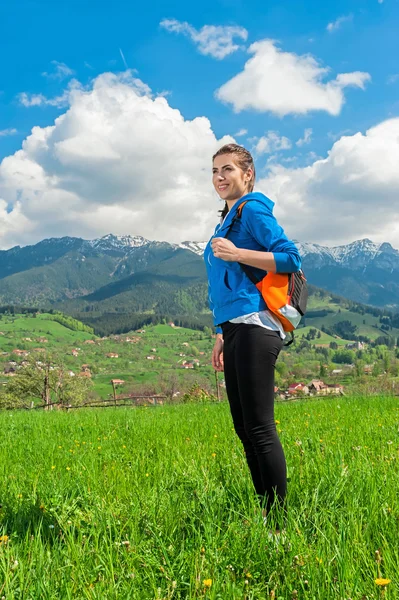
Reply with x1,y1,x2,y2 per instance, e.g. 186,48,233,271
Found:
3,353,93,409
333,349,355,364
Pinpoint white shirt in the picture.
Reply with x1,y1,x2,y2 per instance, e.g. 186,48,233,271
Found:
229,310,286,340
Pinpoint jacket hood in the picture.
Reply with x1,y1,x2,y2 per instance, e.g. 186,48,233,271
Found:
220,192,275,229
241,191,275,211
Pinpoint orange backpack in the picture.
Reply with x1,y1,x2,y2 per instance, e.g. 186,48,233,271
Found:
225,200,308,344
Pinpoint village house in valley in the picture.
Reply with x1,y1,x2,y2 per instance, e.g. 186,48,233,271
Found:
282,379,344,398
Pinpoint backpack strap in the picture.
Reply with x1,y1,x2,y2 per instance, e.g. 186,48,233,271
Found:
224,200,261,286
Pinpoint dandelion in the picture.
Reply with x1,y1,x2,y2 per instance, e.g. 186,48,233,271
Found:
51,466,55,470
0,535,9,545
203,579,212,588
212,453,216,458
146,473,149,477
275,420,280,424
375,578,391,586
66,467,71,471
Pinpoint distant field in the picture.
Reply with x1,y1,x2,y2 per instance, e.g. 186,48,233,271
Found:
294,326,348,346
0,395,398,598
0,315,219,398
0,314,93,348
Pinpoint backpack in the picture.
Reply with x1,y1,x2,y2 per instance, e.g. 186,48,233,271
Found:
225,200,308,345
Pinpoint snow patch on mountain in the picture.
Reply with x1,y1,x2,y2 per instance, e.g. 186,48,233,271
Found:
177,241,208,256
87,234,150,250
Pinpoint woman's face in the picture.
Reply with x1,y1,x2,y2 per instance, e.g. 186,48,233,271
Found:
212,154,250,203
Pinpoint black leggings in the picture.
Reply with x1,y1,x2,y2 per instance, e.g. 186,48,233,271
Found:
221,321,286,515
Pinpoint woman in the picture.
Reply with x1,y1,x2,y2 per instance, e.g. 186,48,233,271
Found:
203,143,301,533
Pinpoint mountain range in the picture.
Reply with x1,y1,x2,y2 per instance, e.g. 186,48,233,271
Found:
0,234,398,315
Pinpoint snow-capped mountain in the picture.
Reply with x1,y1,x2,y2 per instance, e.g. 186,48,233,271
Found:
86,234,150,251
177,241,208,256
0,234,398,310
295,239,399,271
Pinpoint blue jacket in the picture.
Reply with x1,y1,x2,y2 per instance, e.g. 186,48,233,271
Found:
204,192,302,334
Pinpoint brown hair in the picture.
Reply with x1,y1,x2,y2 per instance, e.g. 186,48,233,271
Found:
212,143,256,219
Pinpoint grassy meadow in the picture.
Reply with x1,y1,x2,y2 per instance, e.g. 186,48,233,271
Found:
0,394,398,599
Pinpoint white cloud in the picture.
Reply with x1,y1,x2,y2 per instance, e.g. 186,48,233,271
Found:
0,128,18,137
234,128,248,137
18,79,83,108
160,18,248,59
257,118,399,248
296,128,313,146
42,61,75,80
387,74,399,84
215,40,371,116
327,14,353,33
253,131,292,155
0,70,232,249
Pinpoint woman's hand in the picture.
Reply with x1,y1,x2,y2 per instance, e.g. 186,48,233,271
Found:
212,334,224,371
211,238,240,262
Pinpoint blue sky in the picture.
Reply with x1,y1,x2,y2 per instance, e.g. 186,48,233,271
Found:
0,0,398,249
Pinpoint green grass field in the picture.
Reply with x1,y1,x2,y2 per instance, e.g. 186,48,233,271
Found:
0,395,398,599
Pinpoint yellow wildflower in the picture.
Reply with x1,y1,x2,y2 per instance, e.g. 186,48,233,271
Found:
66,467,71,471
375,578,391,586
51,466,55,470
212,453,216,457
203,579,212,588
0,535,9,544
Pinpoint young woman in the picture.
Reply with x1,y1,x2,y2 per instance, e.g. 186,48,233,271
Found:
203,143,301,533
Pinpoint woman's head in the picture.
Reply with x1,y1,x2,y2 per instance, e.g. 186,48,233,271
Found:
212,144,256,206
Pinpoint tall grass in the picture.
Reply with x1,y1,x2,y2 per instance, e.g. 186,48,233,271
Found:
0,395,398,599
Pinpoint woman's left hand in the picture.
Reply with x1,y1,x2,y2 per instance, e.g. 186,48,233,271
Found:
211,238,240,262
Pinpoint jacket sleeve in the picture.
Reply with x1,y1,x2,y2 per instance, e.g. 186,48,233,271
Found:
242,202,302,273
207,282,223,335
